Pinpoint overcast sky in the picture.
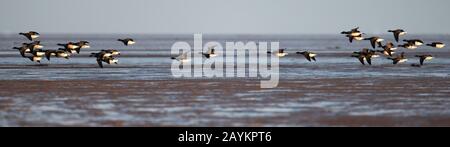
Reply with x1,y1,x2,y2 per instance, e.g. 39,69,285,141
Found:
1,0,449,34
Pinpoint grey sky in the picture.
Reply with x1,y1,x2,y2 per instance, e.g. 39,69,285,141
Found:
1,0,449,34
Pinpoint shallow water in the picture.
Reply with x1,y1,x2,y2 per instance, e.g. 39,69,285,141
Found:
1,78,450,127
0,34,450,126
1,34,450,80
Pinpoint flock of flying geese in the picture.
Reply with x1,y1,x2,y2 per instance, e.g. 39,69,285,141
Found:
12,29,446,68
13,31,135,68
172,27,446,67
342,27,445,67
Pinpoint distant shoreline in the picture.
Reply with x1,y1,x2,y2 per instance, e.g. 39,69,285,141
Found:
1,33,450,36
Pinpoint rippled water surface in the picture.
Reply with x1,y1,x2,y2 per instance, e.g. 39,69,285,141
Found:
1,34,450,126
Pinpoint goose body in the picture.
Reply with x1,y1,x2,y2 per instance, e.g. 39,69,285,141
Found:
19,31,40,41
296,51,317,62
118,38,135,46
388,29,407,42
427,42,445,49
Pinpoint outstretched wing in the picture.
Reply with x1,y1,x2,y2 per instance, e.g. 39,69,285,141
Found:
358,56,365,65
366,56,372,65
97,59,104,68
304,55,312,62
26,35,33,41
394,32,400,42
420,57,425,65
75,47,81,54
19,49,27,57
370,39,376,49
21,34,32,41
202,53,210,59
118,40,128,46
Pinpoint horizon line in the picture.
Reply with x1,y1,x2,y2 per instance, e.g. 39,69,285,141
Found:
1,32,449,36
